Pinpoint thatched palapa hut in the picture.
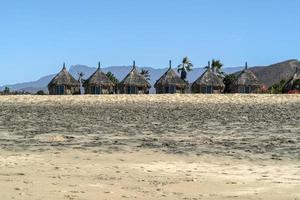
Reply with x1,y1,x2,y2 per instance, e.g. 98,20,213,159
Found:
234,62,261,93
118,61,151,94
48,63,79,95
83,62,115,94
283,67,300,93
191,61,225,93
154,60,188,94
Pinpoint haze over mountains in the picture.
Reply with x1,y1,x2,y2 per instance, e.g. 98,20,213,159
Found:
1,59,299,93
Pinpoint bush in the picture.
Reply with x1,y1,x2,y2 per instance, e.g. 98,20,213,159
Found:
288,90,300,94
268,79,286,94
223,74,236,93
35,90,45,95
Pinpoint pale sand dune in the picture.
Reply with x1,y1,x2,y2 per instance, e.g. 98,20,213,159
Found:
0,94,299,199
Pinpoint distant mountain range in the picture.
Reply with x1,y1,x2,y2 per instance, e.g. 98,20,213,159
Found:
1,59,299,93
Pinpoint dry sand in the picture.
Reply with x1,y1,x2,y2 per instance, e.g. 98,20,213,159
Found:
0,94,299,199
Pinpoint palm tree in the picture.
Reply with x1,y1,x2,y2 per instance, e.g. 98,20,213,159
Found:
211,59,225,76
78,72,85,95
141,69,150,81
3,87,10,95
211,59,223,69
177,57,193,80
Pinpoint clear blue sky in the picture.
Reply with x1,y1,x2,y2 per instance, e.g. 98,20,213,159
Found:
1,0,300,85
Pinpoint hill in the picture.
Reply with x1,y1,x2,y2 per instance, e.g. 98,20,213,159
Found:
248,59,300,87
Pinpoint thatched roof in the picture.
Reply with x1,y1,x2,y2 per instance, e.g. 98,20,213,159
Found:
154,61,188,88
84,63,114,87
284,67,300,91
192,68,225,87
119,62,151,88
236,63,260,86
48,64,78,87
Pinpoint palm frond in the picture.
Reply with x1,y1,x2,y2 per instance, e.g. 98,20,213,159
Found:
141,69,150,81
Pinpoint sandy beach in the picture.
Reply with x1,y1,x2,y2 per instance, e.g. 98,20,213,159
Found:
0,94,299,199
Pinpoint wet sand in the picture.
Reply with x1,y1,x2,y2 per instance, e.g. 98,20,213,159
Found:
0,94,299,199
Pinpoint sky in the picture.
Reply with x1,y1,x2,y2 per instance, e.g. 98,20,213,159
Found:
0,0,300,85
